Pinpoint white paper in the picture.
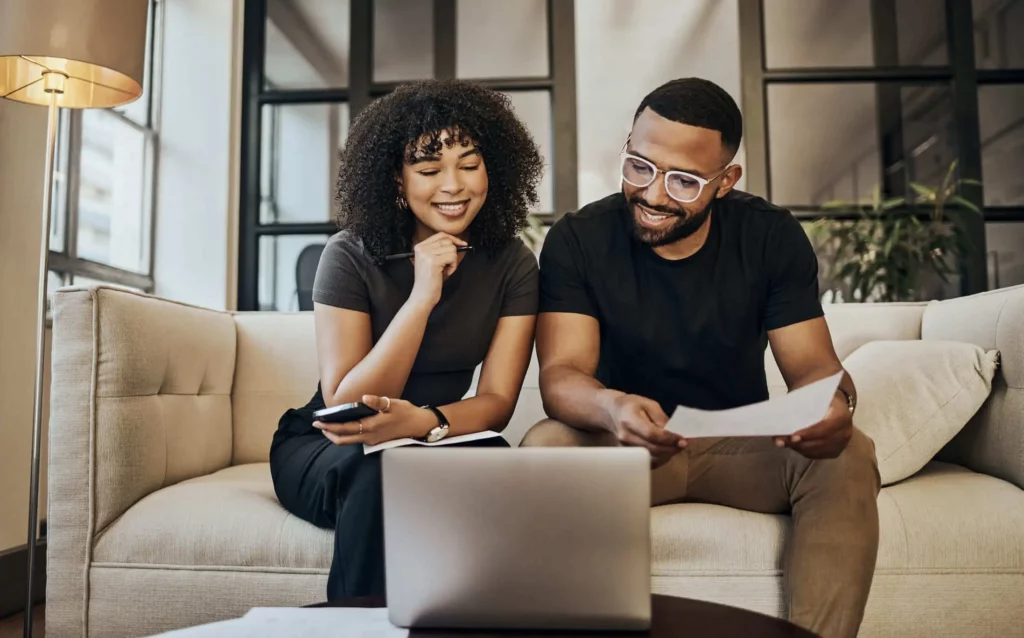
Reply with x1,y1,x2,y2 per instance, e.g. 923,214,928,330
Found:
363,429,501,454
148,607,407,638
665,371,844,438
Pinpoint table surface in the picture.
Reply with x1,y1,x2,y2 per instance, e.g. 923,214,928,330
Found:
310,595,817,637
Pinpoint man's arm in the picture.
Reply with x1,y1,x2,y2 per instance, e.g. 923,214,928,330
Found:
537,311,684,457
768,316,856,458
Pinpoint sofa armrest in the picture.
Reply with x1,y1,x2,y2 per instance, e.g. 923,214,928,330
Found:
926,285,1024,489
47,286,237,631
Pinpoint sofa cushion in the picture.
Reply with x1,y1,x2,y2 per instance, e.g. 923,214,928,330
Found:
652,462,1023,577
843,341,999,485
94,463,1023,582
92,464,331,571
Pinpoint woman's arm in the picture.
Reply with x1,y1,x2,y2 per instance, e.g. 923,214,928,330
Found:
317,232,467,407
436,313,536,436
314,299,433,408
315,313,537,446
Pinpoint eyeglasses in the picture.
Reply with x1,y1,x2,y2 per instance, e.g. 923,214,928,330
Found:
620,145,732,204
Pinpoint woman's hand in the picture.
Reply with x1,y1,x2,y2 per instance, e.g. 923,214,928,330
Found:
313,394,438,447
408,232,468,308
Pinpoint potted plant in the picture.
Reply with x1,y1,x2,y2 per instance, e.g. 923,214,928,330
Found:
807,162,981,302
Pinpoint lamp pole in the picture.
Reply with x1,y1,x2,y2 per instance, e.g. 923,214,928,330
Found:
23,70,64,638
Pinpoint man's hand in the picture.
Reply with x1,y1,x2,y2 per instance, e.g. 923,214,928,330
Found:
604,393,687,466
775,392,853,459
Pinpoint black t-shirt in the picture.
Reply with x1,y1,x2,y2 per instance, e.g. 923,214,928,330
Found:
539,191,822,416
274,231,539,442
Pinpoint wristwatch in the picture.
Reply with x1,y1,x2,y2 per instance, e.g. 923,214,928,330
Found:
418,405,450,443
836,387,856,415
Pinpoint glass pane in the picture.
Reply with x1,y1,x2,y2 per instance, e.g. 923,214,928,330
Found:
768,83,958,206
764,0,947,68
374,0,433,82
49,111,71,253
979,85,1024,206
987,222,1024,288
260,103,348,224
768,84,881,206
974,0,1024,69
258,234,330,311
456,0,548,79
70,275,144,292
264,0,350,90
46,270,64,314
115,0,155,125
76,111,151,274
504,91,553,213
900,85,957,188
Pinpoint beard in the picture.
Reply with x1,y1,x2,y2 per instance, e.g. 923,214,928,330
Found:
625,194,713,247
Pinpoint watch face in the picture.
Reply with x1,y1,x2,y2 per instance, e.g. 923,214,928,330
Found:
426,425,448,443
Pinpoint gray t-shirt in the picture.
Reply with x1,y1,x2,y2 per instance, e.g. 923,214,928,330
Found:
309,230,539,409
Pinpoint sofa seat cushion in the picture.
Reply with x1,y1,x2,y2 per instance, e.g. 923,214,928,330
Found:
651,462,1024,577
94,463,1024,579
93,464,331,570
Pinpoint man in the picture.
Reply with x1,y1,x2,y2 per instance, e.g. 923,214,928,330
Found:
522,78,880,638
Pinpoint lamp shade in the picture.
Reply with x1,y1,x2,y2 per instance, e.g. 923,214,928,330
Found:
0,0,148,109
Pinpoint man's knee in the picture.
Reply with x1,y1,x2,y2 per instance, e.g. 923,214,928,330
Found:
814,427,880,496
520,419,615,448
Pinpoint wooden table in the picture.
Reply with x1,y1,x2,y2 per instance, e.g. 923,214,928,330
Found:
310,595,818,637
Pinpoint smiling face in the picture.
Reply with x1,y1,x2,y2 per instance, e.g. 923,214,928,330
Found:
399,130,489,242
623,108,741,247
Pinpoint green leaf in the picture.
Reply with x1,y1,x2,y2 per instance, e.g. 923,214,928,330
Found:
942,159,958,192
910,183,937,201
959,178,982,187
948,195,982,214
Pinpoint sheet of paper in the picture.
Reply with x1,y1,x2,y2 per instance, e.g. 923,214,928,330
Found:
665,371,844,438
148,607,407,638
363,429,502,454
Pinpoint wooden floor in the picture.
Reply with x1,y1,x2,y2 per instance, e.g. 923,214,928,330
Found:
0,606,44,638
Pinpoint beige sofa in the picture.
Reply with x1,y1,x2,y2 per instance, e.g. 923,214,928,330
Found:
47,284,1024,638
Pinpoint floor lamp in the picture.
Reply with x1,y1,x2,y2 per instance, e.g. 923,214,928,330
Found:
0,1,149,636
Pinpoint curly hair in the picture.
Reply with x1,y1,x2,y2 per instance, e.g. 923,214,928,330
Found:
335,79,544,262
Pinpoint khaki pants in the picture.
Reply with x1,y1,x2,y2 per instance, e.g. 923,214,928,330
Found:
521,420,881,638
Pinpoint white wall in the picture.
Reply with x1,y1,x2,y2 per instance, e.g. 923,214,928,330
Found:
574,0,745,206
0,100,49,552
153,0,241,310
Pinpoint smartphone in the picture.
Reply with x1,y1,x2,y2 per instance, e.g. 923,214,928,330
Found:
312,402,379,424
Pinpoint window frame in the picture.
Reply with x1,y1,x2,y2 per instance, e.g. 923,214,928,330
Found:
738,0,1024,297
48,0,164,295
236,0,578,311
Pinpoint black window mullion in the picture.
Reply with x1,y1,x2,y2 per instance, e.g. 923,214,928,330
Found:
549,0,578,219
738,0,768,198
871,0,907,197
349,0,373,119
434,0,457,80
945,0,987,295
238,0,267,311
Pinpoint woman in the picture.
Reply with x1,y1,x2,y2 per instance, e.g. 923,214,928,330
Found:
269,79,544,600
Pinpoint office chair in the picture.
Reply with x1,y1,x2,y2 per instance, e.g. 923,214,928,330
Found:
295,243,326,311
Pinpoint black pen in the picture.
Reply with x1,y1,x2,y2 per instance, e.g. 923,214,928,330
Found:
384,245,474,261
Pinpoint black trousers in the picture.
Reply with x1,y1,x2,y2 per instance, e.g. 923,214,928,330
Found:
269,431,509,600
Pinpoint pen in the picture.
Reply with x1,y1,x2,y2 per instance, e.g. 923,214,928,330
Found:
384,245,474,261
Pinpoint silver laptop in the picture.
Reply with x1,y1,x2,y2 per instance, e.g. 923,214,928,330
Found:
382,446,651,631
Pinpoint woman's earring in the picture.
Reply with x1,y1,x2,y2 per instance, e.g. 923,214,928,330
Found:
396,195,408,210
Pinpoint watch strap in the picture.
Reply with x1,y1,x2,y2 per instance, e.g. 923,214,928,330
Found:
418,405,450,442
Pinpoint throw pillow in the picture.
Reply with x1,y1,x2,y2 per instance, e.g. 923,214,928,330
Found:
842,340,999,486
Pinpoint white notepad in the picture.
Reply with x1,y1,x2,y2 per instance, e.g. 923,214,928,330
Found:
362,429,502,454
665,371,843,438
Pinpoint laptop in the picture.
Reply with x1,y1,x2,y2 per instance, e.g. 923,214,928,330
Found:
381,446,651,631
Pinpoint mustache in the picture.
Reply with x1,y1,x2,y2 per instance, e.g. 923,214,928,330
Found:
627,196,680,216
